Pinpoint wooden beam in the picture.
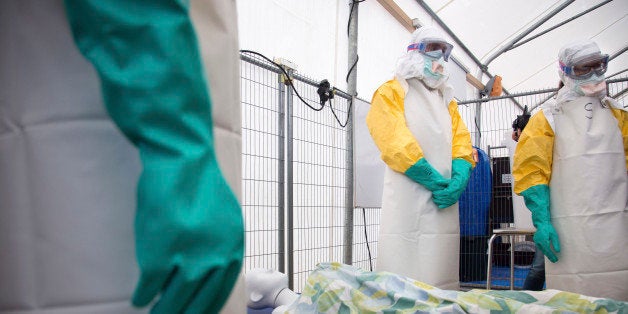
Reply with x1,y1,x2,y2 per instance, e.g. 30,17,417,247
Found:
376,0,415,33
466,73,485,91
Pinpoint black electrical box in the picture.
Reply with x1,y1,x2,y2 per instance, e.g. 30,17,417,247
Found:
489,157,514,232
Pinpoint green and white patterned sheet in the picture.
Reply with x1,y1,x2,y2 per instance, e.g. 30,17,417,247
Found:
281,262,626,314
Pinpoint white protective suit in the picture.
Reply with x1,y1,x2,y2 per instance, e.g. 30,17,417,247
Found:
0,0,245,313
367,26,474,290
377,78,457,289
513,40,628,300
544,95,628,300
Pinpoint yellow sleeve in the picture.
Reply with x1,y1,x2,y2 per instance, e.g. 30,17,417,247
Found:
610,108,628,170
448,100,475,167
366,79,423,173
513,110,554,194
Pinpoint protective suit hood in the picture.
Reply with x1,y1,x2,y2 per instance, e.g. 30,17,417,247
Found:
557,40,607,103
394,26,452,92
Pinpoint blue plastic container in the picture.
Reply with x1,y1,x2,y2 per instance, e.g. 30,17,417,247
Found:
458,147,492,236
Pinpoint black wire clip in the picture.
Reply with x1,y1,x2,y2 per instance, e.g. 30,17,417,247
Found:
317,79,334,105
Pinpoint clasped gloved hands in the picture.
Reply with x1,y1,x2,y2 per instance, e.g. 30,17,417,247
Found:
521,184,560,263
405,158,450,192
432,159,473,209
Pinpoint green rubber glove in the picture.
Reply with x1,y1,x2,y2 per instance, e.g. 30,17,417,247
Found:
432,159,473,209
64,1,245,313
405,158,450,192
521,184,560,263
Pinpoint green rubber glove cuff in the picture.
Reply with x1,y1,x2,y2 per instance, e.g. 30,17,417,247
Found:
64,1,245,312
521,185,551,225
521,184,561,262
405,158,450,192
432,159,472,209
451,158,473,189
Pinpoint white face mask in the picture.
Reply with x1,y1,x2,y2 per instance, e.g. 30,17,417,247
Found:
574,74,606,97
558,72,607,103
422,55,447,89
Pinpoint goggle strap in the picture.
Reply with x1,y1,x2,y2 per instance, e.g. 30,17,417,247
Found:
559,61,571,75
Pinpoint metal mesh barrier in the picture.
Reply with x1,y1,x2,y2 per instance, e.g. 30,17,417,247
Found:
239,55,627,292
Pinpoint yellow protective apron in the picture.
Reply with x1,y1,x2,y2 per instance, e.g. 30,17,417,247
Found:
544,96,628,300
376,78,459,290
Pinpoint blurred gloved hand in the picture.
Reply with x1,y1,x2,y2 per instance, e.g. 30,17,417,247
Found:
64,0,245,312
405,158,450,192
432,159,473,209
132,158,244,313
521,184,560,263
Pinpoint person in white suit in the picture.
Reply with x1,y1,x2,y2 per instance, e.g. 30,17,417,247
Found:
366,26,474,290
513,40,628,300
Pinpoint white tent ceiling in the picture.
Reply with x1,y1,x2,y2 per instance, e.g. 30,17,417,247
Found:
237,0,627,101
420,0,628,93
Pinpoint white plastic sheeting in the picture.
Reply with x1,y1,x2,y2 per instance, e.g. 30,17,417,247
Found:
0,0,244,312
353,98,386,208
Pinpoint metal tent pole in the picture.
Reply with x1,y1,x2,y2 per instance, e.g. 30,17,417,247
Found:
343,0,359,266
285,69,295,289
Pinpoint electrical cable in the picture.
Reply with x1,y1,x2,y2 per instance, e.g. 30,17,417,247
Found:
239,49,324,112
346,0,363,80
322,0,365,128
240,1,366,128
362,207,373,271
347,0,365,37
240,49,356,128
324,0,364,128
474,115,482,141
328,97,352,127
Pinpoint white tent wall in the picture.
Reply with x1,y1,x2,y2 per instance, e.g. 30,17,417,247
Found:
237,1,351,94
236,0,482,102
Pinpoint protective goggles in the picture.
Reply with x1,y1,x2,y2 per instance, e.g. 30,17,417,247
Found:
559,54,609,80
407,38,453,62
